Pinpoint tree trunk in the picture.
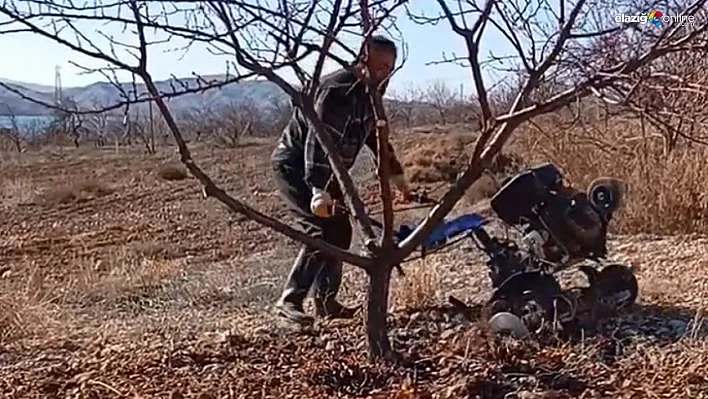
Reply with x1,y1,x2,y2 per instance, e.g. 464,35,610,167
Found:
366,263,394,359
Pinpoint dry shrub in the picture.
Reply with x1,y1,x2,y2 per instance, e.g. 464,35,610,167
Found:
396,131,522,185
157,164,189,181
610,152,707,234
463,172,502,205
39,179,114,205
130,241,185,260
0,177,38,207
511,116,708,235
0,264,61,344
395,258,439,311
401,134,469,183
69,247,185,304
0,295,52,343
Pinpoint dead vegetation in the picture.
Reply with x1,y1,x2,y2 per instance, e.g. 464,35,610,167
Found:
510,112,708,236
36,179,114,206
0,267,59,343
156,164,189,181
398,132,522,184
0,130,706,397
0,177,37,207
394,258,440,312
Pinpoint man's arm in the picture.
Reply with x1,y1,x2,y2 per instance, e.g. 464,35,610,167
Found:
365,130,411,200
364,129,405,177
304,86,351,192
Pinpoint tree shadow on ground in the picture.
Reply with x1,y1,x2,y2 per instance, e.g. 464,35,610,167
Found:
400,295,707,347
381,298,707,398
597,302,707,344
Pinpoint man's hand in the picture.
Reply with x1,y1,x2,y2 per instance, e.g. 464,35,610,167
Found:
310,187,333,218
390,174,411,202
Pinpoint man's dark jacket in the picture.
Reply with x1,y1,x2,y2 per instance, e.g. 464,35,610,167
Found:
271,67,404,199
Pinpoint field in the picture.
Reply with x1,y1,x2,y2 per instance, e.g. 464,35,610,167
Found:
1,126,708,398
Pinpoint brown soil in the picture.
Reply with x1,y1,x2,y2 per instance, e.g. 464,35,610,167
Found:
0,133,706,398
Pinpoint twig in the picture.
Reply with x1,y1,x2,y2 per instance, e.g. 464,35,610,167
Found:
87,379,124,396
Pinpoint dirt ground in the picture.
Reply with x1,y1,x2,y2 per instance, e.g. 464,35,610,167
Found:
1,133,707,398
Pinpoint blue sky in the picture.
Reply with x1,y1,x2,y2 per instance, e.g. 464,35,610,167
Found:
0,2,518,96
0,1,668,96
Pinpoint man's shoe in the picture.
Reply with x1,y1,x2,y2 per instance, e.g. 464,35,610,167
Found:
273,301,314,327
315,300,360,320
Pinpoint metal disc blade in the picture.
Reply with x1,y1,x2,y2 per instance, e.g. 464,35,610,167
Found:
488,312,530,339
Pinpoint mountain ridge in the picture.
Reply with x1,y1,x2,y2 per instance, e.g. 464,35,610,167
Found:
0,76,290,117
0,76,428,118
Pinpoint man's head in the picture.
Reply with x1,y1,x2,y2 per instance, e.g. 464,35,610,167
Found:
358,35,397,86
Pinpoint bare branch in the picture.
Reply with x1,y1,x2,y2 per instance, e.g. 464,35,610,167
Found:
0,0,388,268
359,0,394,249
396,0,708,261
435,0,494,130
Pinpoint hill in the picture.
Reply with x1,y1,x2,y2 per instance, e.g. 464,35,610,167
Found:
0,75,425,118
0,79,57,116
0,75,292,117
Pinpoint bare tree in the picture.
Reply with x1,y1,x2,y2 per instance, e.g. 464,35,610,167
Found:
215,100,255,147
177,97,287,145
622,50,708,155
261,94,292,136
49,96,87,147
177,100,219,142
1,0,707,361
0,105,23,152
130,106,158,154
85,99,113,147
387,83,422,129
423,79,460,125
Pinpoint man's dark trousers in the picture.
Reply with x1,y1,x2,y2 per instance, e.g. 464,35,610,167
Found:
272,160,353,313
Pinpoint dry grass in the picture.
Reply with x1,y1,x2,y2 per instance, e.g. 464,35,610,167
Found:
1,124,708,397
68,248,185,303
510,116,708,235
0,263,63,344
394,258,440,311
0,244,186,344
0,177,38,207
38,178,114,205
392,131,522,210
396,131,522,186
156,164,189,181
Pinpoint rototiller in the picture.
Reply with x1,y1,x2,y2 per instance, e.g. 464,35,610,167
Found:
339,163,639,340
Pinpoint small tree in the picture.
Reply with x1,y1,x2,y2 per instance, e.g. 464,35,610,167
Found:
216,100,255,147
86,99,112,147
424,79,459,125
0,105,23,152
387,83,422,129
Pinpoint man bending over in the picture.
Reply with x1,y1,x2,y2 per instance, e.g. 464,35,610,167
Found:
270,35,410,328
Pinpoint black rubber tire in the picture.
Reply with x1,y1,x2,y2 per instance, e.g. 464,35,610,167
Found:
595,264,639,310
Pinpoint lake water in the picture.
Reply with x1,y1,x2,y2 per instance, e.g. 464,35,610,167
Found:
0,115,55,130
